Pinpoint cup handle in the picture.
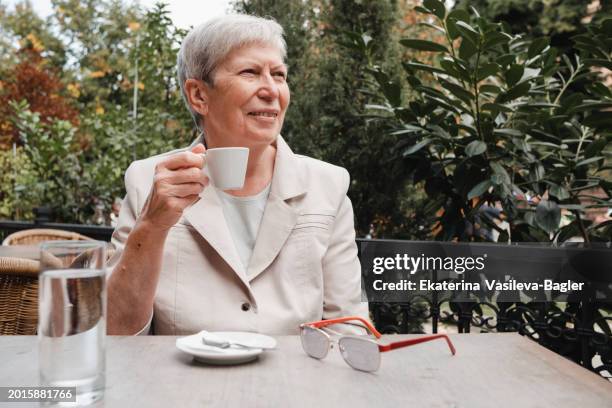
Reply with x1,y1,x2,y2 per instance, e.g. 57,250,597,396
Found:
200,152,209,177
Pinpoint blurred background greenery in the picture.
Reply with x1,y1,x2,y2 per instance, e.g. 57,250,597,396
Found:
0,0,610,243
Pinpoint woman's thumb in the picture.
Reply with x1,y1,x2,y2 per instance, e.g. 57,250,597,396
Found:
191,143,206,154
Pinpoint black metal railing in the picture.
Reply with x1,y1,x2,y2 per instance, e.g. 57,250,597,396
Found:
0,218,113,243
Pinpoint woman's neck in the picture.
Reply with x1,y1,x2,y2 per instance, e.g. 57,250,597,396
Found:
224,142,276,197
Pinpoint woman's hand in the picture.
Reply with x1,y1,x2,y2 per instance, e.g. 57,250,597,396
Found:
138,143,209,233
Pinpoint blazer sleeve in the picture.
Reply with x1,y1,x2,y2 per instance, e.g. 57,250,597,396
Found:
321,169,371,333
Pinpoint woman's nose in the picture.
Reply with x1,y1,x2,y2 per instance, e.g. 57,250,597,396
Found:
257,72,280,100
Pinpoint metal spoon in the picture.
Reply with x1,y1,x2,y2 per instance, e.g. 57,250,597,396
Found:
200,331,276,350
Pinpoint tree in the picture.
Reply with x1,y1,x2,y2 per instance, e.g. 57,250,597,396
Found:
0,49,79,148
454,0,612,52
0,1,197,222
0,0,67,68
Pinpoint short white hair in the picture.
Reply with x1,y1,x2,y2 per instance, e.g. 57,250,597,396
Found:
177,14,287,129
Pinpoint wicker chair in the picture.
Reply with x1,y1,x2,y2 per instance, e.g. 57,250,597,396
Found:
1,229,114,335
0,257,39,335
2,229,93,246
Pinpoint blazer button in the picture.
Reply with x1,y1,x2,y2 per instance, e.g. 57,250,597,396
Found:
241,302,251,312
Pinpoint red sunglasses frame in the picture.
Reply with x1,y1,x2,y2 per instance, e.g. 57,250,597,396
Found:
301,316,456,355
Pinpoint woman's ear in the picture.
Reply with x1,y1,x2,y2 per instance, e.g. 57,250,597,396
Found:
184,79,209,116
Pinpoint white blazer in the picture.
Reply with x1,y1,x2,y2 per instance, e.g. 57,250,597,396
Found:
110,135,369,335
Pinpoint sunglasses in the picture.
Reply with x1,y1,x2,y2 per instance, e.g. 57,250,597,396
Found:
299,316,456,372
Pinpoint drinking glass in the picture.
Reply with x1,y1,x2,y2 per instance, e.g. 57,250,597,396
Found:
38,240,107,406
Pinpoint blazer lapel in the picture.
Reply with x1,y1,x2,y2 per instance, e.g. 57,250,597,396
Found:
248,136,306,280
183,186,249,288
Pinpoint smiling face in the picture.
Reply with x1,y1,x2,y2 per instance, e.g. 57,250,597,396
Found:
198,43,290,149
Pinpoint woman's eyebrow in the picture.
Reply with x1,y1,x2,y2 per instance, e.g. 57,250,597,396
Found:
232,59,286,70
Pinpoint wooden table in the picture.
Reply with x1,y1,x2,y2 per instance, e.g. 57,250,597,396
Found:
0,334,610,407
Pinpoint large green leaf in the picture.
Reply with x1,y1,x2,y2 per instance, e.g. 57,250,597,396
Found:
400,39,448,53
403,138,433,156
459,37,478,60
517,67,541,85
439,79,474,104
529,129,560,144
414,6,432,15
515,102,559,110
423,94,465,114
535,200,561,234
568,101,612,114
505,64,524,87
439,58,471,82
455,21,480,45
467,180,492,199
403,61,446,75
446,9,470,40
496,82,530,103
479,85,502,95
496,54,516,67
527,38,549,59
481,103,512,113
556,220,582,243
483,32,510,50
588,82,612,98
584,111,612,129
419,22,446,34
490,161,511,184
480,104,502,117
381,80,402,107
576,156,604,167
389,124,425,135
423,0,446,20
446,8,470,23
466,140,487,157
548,184,570,200
493,128,522,137
584,136,610,158
476,63,500,82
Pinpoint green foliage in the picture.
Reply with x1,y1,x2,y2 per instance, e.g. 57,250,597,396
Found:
353,0,612,243
10,100,85,222
0,1,193,223
0,147,38,220
454,0,611,52
0,0,67,68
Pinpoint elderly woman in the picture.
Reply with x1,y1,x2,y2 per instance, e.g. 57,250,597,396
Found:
107,14,369,335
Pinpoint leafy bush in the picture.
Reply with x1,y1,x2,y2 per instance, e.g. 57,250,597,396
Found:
351,0,611,243
0,147,38,220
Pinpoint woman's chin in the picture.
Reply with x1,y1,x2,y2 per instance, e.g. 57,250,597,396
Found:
245,128,280,145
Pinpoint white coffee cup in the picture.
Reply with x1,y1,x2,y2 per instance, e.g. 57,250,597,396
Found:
203,147,249,190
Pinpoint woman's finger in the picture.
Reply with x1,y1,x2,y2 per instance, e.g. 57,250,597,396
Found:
164,167,208,185
162,182,207,198
158,150,204,171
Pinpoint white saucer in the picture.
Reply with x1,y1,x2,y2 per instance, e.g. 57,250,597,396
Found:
176,331,277,365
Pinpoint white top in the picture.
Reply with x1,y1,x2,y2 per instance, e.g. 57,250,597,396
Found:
217,184,271,271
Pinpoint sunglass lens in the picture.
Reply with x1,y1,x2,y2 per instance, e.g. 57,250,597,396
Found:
338,337,381,372
300,326,329,359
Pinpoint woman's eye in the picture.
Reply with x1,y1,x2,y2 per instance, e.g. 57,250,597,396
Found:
240,69,257,75
273,72,287,79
